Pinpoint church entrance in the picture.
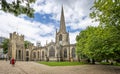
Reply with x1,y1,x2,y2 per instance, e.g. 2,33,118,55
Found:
18,50,21,60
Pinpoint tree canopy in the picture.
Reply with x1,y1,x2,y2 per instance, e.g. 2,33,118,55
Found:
2,39,9,54
76,0,120,63
90,0,120,26
24,40,32,49
0,0,35,17
76,26,120,62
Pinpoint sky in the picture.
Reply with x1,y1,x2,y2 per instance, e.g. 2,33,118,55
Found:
0,0,99,46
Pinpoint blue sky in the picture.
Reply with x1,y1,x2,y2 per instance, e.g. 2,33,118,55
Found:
0,0,99,46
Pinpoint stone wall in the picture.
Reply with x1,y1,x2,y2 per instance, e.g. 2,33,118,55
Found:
8,32,25,61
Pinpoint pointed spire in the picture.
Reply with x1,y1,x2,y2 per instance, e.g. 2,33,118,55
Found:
59,6,66,33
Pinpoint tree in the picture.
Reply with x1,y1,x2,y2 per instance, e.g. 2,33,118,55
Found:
24,40,32,49
76,0,120,64
90,0,120,63
76,25,120,63
2,39,9,54
90,0,120,26
0,0,35,17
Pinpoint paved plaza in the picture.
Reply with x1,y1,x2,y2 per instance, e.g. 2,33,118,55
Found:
0,60,120,74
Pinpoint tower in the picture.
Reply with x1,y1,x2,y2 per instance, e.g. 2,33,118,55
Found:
56,6,69,46
8,32,25,61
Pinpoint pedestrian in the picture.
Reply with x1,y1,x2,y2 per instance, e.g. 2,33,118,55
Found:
10,58,16,66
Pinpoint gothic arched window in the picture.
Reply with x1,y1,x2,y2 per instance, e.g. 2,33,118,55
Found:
49,46,55,57
59,34,62,41
64,48,67,58
72,48,76,58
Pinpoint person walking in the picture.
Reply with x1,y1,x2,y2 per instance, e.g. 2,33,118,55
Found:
10,58,16,66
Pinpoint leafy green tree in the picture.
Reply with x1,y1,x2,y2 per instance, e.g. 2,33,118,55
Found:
90,0,120,62
2,39,9,54
76,0,120,64
76,25,120,63
24,40,32,49
90,0,120,26
0,0,35,17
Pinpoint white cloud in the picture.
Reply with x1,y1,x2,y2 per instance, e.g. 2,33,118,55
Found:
68,17,99,30
69,31,80,44
33,0,94,21
0,0,99,46
0,11,55,46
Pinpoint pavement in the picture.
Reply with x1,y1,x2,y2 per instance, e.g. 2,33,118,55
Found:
0,60,120,74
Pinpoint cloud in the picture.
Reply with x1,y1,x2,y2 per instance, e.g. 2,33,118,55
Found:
33,0,97,29
33,0,93,18
68,17,99,30
69,31,80,44
0,11,55,46
0,0,98,46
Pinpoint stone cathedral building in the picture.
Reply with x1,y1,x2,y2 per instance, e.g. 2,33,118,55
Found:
8,7,77,61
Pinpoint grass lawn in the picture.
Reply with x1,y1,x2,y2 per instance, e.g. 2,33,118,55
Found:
38,61,85,66
100,62,120,66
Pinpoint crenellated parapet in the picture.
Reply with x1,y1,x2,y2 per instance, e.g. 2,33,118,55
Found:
10,32,24,41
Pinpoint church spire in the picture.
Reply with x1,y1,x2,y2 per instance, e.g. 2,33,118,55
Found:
59,6,66,33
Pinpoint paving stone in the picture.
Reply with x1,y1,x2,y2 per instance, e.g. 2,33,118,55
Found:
0,61,120,74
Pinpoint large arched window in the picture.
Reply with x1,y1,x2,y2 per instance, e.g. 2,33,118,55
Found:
64,48,67,58
59,34,62,41
72,48,76,58
49,46,55,57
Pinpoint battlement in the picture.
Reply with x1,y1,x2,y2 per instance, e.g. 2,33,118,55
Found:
10,32,24,41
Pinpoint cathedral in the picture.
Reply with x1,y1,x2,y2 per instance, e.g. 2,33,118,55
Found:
8,7,77,61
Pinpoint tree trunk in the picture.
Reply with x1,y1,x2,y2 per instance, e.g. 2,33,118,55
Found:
78,56,80,62
92,58,95,64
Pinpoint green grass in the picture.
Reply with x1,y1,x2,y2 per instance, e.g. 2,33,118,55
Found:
100,62,110,65
113,63,120,66
100,62,120,66
38,61,85,66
